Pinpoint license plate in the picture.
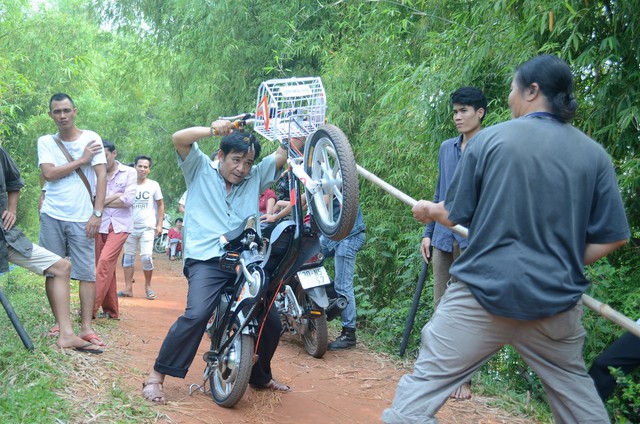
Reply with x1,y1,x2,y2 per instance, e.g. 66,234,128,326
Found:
297,267,331,289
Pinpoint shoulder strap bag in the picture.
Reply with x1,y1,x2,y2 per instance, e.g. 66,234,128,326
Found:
51,134,95,206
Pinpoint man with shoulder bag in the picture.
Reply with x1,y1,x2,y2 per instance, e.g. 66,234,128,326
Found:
38,93,108,348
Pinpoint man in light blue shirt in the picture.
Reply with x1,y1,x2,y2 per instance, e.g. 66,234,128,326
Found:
142,121,287,404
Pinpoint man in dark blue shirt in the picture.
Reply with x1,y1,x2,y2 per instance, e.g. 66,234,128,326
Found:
420,87,486,399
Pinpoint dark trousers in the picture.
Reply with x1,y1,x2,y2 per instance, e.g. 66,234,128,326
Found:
154,258,282,382
588,331,640,400
250,306,282,386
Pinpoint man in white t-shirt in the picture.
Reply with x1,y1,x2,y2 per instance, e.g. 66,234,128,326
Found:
118,155,164,300
38,92,108,348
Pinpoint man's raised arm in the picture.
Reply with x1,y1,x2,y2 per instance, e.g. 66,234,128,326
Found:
172,120,236,160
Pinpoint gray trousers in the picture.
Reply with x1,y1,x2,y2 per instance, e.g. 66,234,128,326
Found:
431,242,463,310
382,282,610,424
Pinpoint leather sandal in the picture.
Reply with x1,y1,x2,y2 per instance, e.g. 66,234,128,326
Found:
142,381,166,404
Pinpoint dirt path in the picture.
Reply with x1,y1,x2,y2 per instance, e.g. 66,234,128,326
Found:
97,254,538,423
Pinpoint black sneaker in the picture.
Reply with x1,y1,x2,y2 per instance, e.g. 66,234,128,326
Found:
328,327,356,350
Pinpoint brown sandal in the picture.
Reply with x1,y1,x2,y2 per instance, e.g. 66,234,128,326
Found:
142,381,167,404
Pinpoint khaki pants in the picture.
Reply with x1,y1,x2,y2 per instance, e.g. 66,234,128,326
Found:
382,282,609,424
431,242,463,309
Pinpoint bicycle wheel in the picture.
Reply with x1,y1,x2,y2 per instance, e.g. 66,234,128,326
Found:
209,318,255,408
295,282,328,358
304,124,359,241
153,234,167,254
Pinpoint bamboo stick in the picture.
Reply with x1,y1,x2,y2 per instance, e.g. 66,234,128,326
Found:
355,163,640,338
581,295,640,338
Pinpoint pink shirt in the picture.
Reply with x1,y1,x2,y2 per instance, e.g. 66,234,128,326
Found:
100,161,137,234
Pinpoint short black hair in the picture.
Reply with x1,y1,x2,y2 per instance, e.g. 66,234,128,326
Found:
102,139,116,152
219,131,262,160
175,217,183,224
49,93,75,110
450,87,488,122
134,155,153,167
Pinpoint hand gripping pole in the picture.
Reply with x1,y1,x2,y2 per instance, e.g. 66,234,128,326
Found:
357,163,640,338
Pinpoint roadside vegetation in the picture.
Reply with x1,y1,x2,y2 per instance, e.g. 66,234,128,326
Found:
0,269,159,423
1,0,639,422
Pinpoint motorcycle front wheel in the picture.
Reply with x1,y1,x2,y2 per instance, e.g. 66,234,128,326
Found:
209,319,255,408
304,124,359,241
295,282,328,358
153,234,167,254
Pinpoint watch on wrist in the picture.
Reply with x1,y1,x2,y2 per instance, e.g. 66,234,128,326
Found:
92,210,103,218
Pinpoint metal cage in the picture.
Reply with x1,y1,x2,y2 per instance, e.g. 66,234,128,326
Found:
253,77,327,142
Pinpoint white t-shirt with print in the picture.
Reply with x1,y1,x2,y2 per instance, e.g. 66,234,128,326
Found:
38,130,106,222
132,179,163,229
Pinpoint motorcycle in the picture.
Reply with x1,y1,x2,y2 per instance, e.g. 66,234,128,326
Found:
276,246,347,358
194,77,359,408
153,214,172,254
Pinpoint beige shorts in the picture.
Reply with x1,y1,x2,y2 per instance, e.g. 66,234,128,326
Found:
8,243,61,276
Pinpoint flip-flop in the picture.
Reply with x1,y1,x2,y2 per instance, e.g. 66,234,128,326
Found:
81,333,107,347
73,343,103,354
48,325,60,338
146,289,157,300
117,291,133,297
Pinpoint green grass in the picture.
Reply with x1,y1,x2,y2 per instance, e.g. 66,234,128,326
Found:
0,268,160,423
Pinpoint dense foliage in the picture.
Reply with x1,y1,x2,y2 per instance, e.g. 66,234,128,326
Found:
1,0,639,420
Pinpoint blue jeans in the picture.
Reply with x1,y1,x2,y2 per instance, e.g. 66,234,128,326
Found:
321,231,366,329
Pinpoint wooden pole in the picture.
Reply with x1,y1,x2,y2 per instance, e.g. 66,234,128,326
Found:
356,164,640,338
581,295,640,338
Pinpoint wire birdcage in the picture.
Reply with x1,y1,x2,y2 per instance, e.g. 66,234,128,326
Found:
253,77,326,142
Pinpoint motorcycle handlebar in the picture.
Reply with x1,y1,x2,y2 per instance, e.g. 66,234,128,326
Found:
218,113,256,129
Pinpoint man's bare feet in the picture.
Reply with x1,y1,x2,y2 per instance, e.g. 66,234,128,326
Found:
142,381,166,404
250,378,292,392
79,332,107,347
143,370,167,404
56,334,103,353
450,382,472,400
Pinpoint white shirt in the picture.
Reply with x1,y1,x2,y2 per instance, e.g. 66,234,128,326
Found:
132,179,163,229
38,130,106,222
